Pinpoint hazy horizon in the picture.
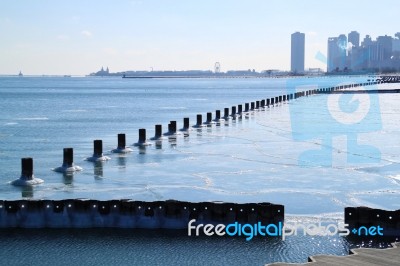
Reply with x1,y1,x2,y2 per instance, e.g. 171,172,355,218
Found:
1,0,399,75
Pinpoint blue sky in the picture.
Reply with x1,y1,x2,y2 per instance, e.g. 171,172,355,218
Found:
0,0,399,75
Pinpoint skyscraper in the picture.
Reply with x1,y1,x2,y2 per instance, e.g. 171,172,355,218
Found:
327,34,348,72
327,37,338,72
393,33,400,52
348,31,360,48
291,32,305,73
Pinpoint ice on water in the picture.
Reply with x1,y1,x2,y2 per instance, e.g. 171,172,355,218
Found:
0,78,399,218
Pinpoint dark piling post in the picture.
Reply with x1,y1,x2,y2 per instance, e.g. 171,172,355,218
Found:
256,101,260,109
206,112,212,124
183,118,190,129
238,104,243,114
275,96,278,104
215,110,221,120
283,95,286,101
21,158,33,180
231,106,237,117
170,121,177,133
279,96,282,102
251,102,255,110
224,108,229,118
261,99,265,107
196,114,202,126
118,134,126,149
63,148,74,167
154,125,162,139
266,98,270,106
93,140,103,157
245,103,249,112
138,129,146,143
271,98,274,105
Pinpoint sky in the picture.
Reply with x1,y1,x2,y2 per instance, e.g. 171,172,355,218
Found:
0,0,399,75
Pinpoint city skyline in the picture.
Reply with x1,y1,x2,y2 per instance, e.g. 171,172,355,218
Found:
327,31,400,73
1,0,400,75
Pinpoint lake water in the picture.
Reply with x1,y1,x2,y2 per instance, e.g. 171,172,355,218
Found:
0,76,399,265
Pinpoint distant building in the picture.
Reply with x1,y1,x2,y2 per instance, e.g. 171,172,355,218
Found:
327,37,339,72
91,66,110,76
328,32,400,73
393,33,400,52
348,31,360,48
348,31,360,70
291,32,305,74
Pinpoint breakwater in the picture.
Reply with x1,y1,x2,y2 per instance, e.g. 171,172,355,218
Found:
345,206,400,236
0,199,283,229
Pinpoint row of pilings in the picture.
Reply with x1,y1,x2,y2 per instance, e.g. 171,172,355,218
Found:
13,81,385,183
0,199,284,229
345,206,400,237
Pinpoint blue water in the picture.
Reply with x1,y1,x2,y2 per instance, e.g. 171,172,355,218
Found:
0,76,399,264
0,228,396,266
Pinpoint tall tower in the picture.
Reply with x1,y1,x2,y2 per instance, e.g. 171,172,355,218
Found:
348,31,360,48
291,32,305,74
327,35,348,72
327,37,338,72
